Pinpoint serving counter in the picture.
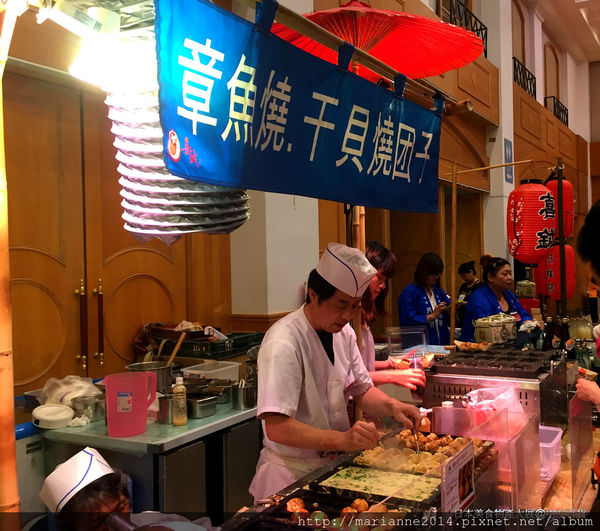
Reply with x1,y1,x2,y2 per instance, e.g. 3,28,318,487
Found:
42,404,260,521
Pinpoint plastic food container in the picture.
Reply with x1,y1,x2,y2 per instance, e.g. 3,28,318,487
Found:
539,425,562,481
182,360,240,381
32,404,74,429
71,395,105,422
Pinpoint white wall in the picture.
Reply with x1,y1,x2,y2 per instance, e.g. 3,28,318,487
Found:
481,0,514,259
566,57,591,142
230,191,268,314
265,193,319,312
279,0,313,13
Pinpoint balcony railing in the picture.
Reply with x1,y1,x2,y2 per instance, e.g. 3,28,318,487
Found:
545,96,569,127
449,0,488,58
513,57,536,99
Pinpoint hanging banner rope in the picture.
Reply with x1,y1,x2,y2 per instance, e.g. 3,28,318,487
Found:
154,0,443,212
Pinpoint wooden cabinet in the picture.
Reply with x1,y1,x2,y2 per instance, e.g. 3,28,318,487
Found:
5,67,188,393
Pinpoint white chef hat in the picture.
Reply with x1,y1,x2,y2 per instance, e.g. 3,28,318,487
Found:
40,447,114,513
316,242,377,298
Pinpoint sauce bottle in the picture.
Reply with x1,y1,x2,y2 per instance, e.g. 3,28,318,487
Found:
172,376,188,426
542,316,555,350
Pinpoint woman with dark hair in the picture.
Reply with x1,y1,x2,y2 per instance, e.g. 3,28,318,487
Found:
456,260,483,327
360,242,426,390
398,252,451,345
459,255,532,342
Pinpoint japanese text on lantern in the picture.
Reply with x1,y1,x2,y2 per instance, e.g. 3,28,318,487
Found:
174,37,434,181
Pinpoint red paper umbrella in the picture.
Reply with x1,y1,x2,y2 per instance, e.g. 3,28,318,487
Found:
271,1,484,79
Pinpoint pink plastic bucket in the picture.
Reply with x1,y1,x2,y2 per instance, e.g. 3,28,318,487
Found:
104,371,156,437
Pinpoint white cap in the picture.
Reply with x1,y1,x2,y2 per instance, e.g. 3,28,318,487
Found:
40,447,114,512
316,243,377,298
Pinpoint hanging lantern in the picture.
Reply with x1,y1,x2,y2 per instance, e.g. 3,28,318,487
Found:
507,180,557,264
542,245,576,301
533,265,548,296
545,176,574,238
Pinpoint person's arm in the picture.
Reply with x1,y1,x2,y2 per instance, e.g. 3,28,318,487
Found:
356,387,420,429
263,413,379,452
368,369,426,390
575,379,600,406
399,288,428,325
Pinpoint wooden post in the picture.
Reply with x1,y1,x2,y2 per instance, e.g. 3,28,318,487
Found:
449,162,457,345
556,158,567,316
0,4,22,518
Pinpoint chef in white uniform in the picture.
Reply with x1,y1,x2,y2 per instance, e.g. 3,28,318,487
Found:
249,242,421,502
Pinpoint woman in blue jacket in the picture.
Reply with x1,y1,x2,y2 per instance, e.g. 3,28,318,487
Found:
460,255,532,342
398,253,451,345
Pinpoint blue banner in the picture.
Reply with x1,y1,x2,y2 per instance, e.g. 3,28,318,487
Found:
154,0,443,212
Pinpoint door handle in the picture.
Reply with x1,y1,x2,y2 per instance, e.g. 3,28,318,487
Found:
74,278,88,372
92,279,104,367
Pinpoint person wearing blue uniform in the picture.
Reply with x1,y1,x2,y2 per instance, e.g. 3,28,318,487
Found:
398,253,451,345
460,255,531,342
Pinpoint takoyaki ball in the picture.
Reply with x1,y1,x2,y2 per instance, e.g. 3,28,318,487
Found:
424,440,441,452
351,499,369,512
286,497,305,512
341,507,357,517
368,503,388,513
417,432,428,444
452,437,469,449
310,510,328,526
438,435,453,446
426,433,439,441
290,508,310,524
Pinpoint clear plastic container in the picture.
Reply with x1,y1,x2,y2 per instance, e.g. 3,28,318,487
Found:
104,371,156,437
182,360,240,381
539,425,562,481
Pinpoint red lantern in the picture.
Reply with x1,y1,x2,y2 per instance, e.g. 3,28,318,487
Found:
507,181,556,264
542,245,576,301
545,176,574,238
534,265,548,296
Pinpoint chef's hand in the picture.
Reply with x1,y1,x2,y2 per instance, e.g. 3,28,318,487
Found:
378,369,426,390
576,378,600,405
390,401,421,430
341,420,379,452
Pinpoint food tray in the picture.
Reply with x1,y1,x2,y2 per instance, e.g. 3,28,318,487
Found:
306,465,440,510
266,488,412,525
155,331,263,360
431,349,552,378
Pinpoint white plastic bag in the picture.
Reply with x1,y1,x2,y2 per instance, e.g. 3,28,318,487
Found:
40,375,101,406
465,387,524,414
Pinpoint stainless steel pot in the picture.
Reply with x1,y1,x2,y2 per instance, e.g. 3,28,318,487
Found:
207,385,232,404
187,396,218,418
158,395,174,424
125,361,181,394
71,395,105,422
232,385,257,409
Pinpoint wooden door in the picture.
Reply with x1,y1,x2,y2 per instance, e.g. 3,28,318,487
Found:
4,71,86,394
389,209,441,329
81,92,189,378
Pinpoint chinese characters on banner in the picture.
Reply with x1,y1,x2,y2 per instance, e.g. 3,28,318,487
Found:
154,0,443,212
